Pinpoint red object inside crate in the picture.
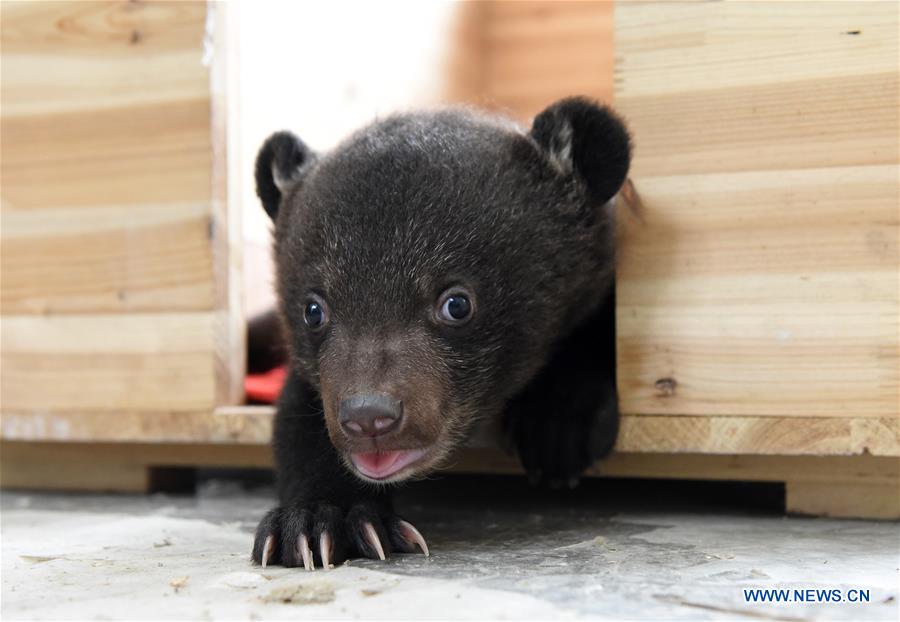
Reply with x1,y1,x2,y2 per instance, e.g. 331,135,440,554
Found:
245,365,287,403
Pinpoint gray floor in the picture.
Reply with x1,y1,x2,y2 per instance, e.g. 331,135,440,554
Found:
2,474,898,621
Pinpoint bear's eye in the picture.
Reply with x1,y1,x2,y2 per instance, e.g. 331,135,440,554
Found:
437,288,474,325
303,295,328,331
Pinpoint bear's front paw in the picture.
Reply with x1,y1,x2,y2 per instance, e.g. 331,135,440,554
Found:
508,411,589,489
251,502,428,570
506,393,618,489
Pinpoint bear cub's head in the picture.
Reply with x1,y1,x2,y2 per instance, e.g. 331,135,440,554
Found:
256,97,630,484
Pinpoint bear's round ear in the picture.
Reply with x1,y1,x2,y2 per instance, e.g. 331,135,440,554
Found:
254,131,315,221
530,97,632,206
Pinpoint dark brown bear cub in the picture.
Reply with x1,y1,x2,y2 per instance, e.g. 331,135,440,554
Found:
252,97,631,569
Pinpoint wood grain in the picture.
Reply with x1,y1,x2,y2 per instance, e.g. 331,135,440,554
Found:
3,440,895,485
1,313,219,413
209,0,246,407
615,2,899,422
1,0,214,314
616,415,898,457
0,2,244,412
786,481,900,521
2,406,895,457
1,99,212,211
483,0,614,120
3,440,896,518
0,407,272,445
0,1,209,116
0,441,152,492
1,203,214,313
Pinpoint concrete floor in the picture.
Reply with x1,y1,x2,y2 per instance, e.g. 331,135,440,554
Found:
1,474,898,621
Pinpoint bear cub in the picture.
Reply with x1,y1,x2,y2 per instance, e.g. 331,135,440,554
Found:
252,97,631,569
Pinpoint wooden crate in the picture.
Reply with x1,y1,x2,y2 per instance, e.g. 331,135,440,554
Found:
615,1,899,421
1,1,897,520
611,0,899,517
0,2,243,417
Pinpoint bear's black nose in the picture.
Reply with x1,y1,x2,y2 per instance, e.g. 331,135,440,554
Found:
338,393,403,438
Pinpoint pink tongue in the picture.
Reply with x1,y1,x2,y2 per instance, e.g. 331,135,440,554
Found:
353,450,401,474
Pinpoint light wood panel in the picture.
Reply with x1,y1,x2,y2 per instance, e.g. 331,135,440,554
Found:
0,2,243,414
484,0,614,120
2,406,895,457
616,415,898,457
1,442,153,492
0,406,271,445
0,1,209,116
615,2,898,97
615,1,899,422
209,0,245,406
786,481,900,520
0,0,214,313
1,203,214,313
3,440,896,485
3,439,896,518
1,314,219,412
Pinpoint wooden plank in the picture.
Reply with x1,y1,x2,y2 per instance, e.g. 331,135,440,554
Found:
619,73,897,177
442,1,488,105
1,203,214,313
0,0,215,313
615,2,899,424
0,441,151,492
616,166,897,282
0,1,209,116
616,415,898,457
0,440,271,476
4,441,896,484
454,449,899,486
1,99,212,211
209,0,245,406
786,481,900,520
3,441,896,519
0,1,244,408
2,407,896,457
484,0,614,120
0,314,219,412
602,453,898,487
0,406,271,444
615,2,898,97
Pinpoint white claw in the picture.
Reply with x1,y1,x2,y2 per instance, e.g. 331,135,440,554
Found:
362,521,386,561
398,520,430,556
261,535,274,568
319,531,333,569
298,534,314,571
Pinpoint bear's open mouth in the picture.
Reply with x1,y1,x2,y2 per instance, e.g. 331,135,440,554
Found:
350,448,429,481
